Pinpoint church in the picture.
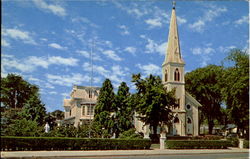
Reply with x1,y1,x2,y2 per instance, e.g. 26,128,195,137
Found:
63,3,201,136
134,3,201,137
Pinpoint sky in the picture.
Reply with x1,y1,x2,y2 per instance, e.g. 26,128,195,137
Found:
2,0,249,112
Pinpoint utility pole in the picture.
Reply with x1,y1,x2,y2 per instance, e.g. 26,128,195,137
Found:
88,40,94,138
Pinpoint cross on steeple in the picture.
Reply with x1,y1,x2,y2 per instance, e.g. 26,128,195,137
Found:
173,1,176,9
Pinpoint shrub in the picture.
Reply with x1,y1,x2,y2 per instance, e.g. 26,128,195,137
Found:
227,138,239,147
165,140,231,149
1,136,151,151
119,128,143,139
191,135,223,140
243,140,249,148
4,119,43,137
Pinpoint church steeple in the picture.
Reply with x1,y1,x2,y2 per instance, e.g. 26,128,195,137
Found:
163,2,184,65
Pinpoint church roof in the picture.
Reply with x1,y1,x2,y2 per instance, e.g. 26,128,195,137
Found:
163,3,185,65
185,92,202,107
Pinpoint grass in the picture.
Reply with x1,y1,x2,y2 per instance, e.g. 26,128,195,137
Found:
150,144,160,149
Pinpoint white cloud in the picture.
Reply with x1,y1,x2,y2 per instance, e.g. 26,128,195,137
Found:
83,62,109,77
189,20,205,33
113,2,146,18
46,73,88,87
201,56,211,67
48,56,78,66
191,47,215,55
48,91,57,95
192,48,202,55
204,47,215,54
136,63,161,76
234,16,248,25
124,46,136,55
82,62,127,87
114,2,170,28
45,83,55,89
2,55,78,73
2,28,36,45
189,5,227,32
48,43,67,50
76,50,102,61
177,16,187,25
103,50,122,61
141,35,167,55
111,65,125,77
119,25,130,35
218,45,236,53
145,18,162,28
191,45,216,67
32,0,66,17
40,38,48,41
156,42,167,56
72,17,99,28
1,39,10,47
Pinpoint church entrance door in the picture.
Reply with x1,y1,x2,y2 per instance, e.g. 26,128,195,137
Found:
173,117,181,135
187,117,193,135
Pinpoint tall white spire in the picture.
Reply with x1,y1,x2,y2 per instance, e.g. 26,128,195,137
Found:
163,2,184,65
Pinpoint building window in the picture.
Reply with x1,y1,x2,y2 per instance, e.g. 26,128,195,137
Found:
174,117,179,123
87,104,94,115
186,104,191,110
69,110,71,116
89,90,92,98
82,105,85,116
187,117,192,124
165,69,168,82
174,68,180,81
176,98,180,109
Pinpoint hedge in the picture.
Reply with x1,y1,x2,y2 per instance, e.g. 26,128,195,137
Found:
1,136,151,151
243,140,249,148
165,140,231,149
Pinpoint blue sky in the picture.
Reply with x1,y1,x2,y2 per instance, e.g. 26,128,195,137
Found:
2,0,249,112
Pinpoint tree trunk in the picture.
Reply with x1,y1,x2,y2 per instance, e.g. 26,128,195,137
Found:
153,125,157,135
208,120,214,134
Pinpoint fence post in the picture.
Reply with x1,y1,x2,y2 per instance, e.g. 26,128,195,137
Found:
160,132,166,150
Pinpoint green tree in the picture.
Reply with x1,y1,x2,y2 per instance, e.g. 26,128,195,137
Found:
45,112,57,129
94,79,116,136
1,74,47,135
131,74,177,135
185,65,223,134
114,82,134,137
5,118,43,137
222,49,249,136
51,110,64,120
20,95,46,126
1,74,38,109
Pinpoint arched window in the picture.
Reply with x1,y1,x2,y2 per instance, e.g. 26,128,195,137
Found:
174,68,180,81
187,118,192,124
174,117,179,123
165,69,168,82
89,90,92,98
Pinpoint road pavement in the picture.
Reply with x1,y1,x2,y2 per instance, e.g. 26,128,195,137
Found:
1,148,249,159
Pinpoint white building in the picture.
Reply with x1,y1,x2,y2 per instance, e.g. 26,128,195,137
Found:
135,4,201,136
63,86,100,127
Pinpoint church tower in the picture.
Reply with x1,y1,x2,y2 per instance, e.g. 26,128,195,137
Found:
162,2,186,136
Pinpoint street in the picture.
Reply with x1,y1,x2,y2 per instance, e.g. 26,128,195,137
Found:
38,153,249,159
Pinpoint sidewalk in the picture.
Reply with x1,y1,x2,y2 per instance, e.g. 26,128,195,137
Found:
1,148,249,158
